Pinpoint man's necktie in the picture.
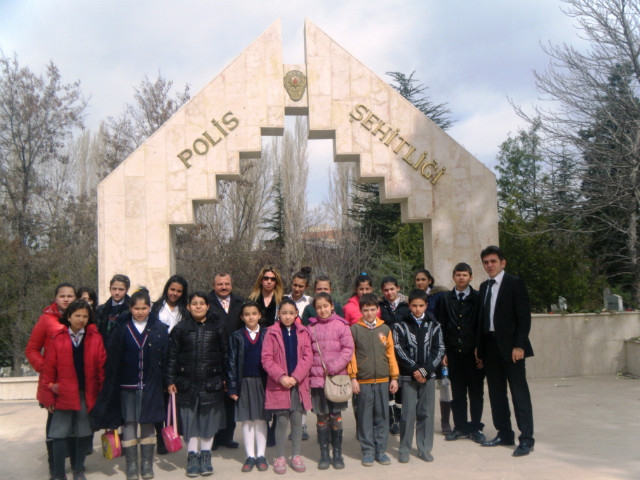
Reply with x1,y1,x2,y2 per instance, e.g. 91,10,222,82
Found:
483,279,496,333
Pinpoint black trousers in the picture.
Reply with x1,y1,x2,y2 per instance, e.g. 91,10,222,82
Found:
483,335,534,446
214,393,236,445
448,350,485,433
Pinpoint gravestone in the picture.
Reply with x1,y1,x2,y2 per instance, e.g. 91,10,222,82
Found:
606,294,623,312
558,296,567,311
97,19,499,301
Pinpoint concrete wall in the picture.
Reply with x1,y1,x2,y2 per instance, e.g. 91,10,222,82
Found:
0,377,38,401
527,312,640,378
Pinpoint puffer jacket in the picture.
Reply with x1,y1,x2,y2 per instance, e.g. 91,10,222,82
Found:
307,313,354,389
262,321,313,411
39,324,106,412
227,327,267,397
165,311,229,407
25,303,65,400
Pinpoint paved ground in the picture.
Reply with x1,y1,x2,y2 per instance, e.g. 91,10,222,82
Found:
2,375,639,480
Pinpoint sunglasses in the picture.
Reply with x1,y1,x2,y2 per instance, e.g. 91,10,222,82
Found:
263,276,277,282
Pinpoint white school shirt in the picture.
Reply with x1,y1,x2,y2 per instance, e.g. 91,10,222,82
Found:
132,317,148,334
246,324,260,341
158,301,182,333
455,286,471,300
285,294,312,317
485,270,505,332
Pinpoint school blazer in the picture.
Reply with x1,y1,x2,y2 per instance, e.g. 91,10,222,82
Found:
476,272,534,362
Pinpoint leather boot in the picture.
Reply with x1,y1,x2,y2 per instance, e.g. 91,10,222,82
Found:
139,443,155,480
330,429,344,469
317,429,331,470
123,445,139,480
440,401,453,435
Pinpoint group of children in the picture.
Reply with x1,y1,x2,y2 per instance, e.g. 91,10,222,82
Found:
28,262,485,479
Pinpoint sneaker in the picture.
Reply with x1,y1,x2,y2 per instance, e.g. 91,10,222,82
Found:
242,457,256,473
470,430,486,444
418,451,434,462
186,451,201,478
301,424,310,440
361,454,374,466
398,453,410,463
72,472,87,480
274,456,287,474
375,453,391,465
291,455,306,472
256,456,269,472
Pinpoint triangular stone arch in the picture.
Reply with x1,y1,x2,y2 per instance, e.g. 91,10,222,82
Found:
97,19,498,300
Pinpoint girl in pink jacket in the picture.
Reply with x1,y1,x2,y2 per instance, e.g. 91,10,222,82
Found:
307,292,354,470
262,298,313,474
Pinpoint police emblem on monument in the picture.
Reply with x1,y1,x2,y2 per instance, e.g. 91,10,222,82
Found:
284,70,307,101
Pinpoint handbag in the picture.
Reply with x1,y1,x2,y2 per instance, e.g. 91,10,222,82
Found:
161,392,183,453
101,429,121,460
313,325,352,403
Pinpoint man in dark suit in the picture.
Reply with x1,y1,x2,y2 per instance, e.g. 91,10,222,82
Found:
207,272,244,450
476,246,534,457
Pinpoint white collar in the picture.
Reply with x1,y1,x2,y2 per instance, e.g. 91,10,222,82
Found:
69,327,85,337
246,324,260,334
112,298,125,306
455,286,471,297
490,270,506,285
217,295,230,303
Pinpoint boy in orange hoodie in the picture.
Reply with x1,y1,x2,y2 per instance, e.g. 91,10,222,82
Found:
348,293,399,466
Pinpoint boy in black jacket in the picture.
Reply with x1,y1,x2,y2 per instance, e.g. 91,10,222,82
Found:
393,289,444,463
437,263,486,444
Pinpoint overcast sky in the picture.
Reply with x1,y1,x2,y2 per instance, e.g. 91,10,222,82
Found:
0,0,584,207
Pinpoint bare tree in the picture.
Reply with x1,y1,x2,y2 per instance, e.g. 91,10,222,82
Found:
0,53,88,373
513,0,640,303
281,117,309,276
104,72,190,173
322,163,356,230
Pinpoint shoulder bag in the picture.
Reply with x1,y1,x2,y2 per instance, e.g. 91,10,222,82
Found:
313,325,352,403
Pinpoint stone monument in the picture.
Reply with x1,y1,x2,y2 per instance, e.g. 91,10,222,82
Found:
97,19,499,301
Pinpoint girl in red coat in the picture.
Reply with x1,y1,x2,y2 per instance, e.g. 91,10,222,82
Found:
25,282,76,478
262,298,313,474
40,299,106,480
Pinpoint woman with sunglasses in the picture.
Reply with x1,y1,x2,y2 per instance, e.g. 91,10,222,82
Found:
248,266,284,328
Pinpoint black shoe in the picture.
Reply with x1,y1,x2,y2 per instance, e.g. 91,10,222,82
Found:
221,441,239,449
242,457,256,472
256,456,269,471
445,430,470,441
317,429,332,470
156,437,168,455
186,452,200,477
200,450,213,476
481,435,515,447
470,430,486,444
330,429,344,469
513,444,534,457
